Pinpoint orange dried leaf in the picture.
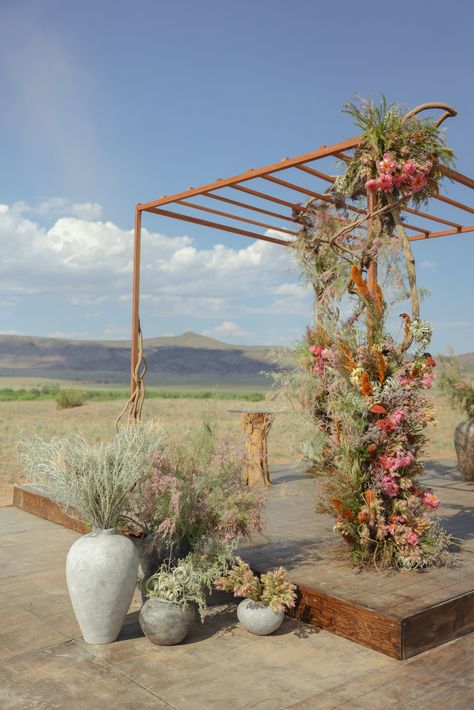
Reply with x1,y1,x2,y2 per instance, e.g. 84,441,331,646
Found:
350,264,370,300
363,489,377,506
339,342,357,372
341,508,355,522
360,371,373,397
374,283,384,314
372,349,386,384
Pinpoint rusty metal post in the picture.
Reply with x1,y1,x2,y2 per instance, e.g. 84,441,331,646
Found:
130,205,142,395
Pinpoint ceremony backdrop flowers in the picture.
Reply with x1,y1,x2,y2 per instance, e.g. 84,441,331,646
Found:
280,98,455,569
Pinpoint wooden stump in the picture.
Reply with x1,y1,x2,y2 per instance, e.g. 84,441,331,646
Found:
240,412,273,487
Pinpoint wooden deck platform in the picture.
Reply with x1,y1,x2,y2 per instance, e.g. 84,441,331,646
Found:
239,460,474,660
13,460,474,660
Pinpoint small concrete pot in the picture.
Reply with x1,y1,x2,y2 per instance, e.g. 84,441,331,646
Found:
237,599,284,635
66,528,139,645
139,598,195,645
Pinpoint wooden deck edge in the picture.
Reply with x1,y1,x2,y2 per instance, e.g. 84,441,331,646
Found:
402,590,474,659
13,484,90,534
292,583,402,659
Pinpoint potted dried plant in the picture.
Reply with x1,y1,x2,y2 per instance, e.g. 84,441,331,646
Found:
125,419,266,598
140,545,234,645
438,358,474,480
19,422,165,644
214,559,296,636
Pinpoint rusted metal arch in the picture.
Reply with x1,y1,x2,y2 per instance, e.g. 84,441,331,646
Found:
130,120,474,394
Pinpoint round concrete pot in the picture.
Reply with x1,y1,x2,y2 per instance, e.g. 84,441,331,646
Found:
237,599,284,636
139,598,195,645
66,528,139,645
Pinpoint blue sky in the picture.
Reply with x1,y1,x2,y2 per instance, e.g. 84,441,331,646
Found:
1,0,473,353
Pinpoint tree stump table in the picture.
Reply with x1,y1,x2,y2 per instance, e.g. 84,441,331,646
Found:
231,408,275,487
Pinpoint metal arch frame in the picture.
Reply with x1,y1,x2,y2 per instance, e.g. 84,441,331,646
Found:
130,134,474,392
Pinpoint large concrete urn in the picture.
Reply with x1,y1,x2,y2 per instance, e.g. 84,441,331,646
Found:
66,528,139,644
454,419,474,481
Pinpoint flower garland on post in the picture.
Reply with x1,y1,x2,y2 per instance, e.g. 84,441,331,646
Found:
291,98,456,569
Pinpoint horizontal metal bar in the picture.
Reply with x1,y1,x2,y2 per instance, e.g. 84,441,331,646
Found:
202,192,297,224
177,199,298,235
230,184,302,210
144,206,291,246
434,194,474,215
402,206,462,229
440,166,474,190
261,174,365,215
138,137,361,211
263,174,333,200
408,224,474,241
296,164,336,184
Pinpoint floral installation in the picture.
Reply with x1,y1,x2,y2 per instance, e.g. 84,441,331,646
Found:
279,97,456,569
214,558,297,613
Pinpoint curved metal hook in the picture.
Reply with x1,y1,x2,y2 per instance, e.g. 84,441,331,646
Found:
403,102,457,127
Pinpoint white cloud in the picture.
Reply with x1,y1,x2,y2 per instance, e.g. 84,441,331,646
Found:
0,202,296,319
48,330,91,340
202,321,253,339
0,203,300,318
102,325,131,340
420,260,437,270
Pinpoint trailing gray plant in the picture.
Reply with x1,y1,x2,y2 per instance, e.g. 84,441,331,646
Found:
18,422,166,530
144,543,235,621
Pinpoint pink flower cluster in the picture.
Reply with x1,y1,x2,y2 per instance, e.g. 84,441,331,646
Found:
309,345,326,375
422,491,440,509
365,153,432,196
380,475,400,497
405,529,420,546
376,407,406,432
422,373,435,389
384,514,406,536
378,449,415,472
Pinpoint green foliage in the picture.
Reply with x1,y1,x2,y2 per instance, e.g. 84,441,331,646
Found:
0,386,265,403
56,389,85,409
438,358,474,419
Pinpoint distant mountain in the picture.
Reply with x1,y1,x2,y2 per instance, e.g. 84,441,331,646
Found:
0,332,280,386
2,332,470,387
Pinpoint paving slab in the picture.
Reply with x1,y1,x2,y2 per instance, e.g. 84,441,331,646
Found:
0,501,473,709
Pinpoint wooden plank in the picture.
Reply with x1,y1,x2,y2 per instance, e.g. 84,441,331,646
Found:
402,592,474,659
292,584,402,659
13,485,89,534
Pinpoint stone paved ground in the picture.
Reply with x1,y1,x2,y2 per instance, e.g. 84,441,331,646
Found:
0,506,473,709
